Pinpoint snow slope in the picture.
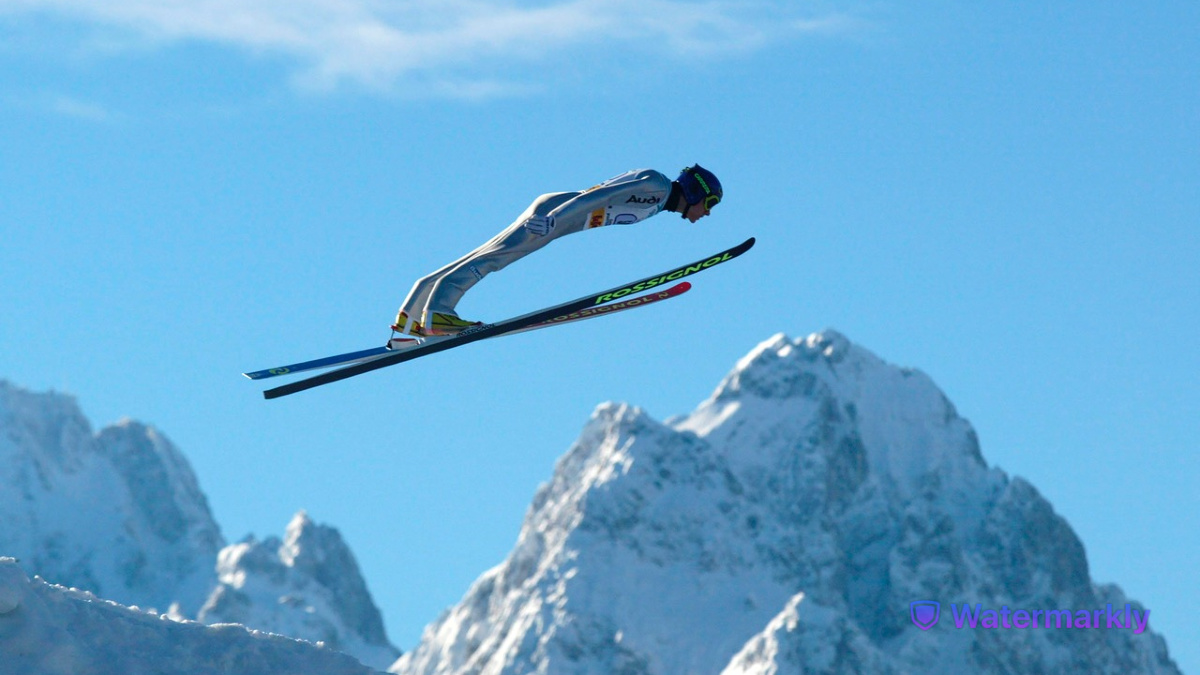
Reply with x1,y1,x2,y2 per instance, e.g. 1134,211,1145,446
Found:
0,557,382,675
392,331,1180,675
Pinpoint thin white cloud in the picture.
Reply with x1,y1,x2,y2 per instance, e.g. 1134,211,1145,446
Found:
0,0,853,97
2,90,121,121
49,93,117,121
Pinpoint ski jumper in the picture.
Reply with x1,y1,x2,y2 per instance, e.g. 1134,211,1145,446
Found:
399,168,674,324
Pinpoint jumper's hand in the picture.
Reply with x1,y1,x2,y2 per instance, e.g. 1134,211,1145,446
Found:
523,215,556,236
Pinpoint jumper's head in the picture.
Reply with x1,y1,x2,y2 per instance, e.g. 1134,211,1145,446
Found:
676,164,723,213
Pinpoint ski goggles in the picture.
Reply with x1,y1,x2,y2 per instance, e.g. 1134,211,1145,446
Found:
688,170,721,210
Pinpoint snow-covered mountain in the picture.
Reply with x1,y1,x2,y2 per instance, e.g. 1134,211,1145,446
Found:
1,330,1183,673
0,382,222,615
392,331,1180,675
0,380,399,670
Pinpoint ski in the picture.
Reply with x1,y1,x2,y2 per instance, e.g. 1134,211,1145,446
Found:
244,346,390,381
484,279,692,337
262,236,755,399
243,281,692,381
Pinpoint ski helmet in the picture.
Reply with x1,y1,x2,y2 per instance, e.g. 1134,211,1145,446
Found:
676,164,723,210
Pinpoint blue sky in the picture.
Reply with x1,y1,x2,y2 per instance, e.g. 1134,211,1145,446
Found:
2,0,1197,670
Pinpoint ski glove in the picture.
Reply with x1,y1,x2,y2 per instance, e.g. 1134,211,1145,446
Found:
523,214,555,236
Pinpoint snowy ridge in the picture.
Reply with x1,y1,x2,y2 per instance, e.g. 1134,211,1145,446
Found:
0,380,400,669
0,557,382,675
393,331,1180,675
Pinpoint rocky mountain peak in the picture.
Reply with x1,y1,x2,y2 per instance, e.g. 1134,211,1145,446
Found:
201,511,400,671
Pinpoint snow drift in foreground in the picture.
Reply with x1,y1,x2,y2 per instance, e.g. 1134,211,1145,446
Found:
0,557,382,675
392,331,1180,675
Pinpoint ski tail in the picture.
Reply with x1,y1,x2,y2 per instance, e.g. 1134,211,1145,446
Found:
243,346,392,380
263,237,754,399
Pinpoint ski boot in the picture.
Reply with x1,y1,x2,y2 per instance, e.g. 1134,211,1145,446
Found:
427,312,483,336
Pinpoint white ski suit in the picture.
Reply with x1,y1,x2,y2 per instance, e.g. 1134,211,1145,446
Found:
400,168,674,323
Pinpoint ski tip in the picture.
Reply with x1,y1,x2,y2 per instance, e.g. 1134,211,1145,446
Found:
724,236,755,258
666,281,693,296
